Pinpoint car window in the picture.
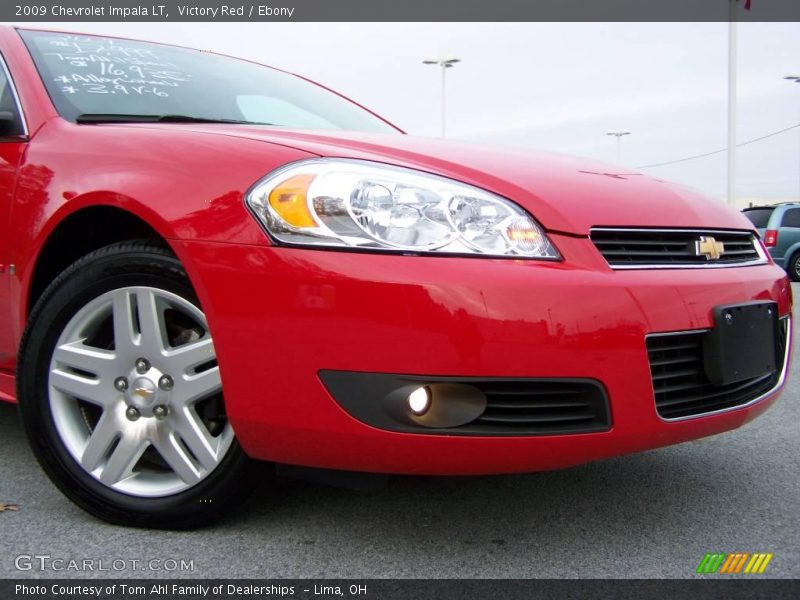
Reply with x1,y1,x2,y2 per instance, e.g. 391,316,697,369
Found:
19,29,399,134
0,55,25,137
742,208,774,228
236,95,337,129
781,208,800,228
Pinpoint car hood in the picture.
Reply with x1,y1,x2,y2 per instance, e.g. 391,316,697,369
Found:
120,124,755,235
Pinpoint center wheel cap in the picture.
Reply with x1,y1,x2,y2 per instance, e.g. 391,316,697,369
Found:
129,377,158,410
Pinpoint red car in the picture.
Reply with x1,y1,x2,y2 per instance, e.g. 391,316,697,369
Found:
0,27,791,529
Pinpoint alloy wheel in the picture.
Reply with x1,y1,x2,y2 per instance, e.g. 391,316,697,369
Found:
48,286,234,497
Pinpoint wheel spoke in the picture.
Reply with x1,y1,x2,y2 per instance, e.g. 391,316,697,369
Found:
81,411,120,472
134,288,168,356
179,367,222,405
153,433,203,485
174,408,220,471
112,289,139,354
98,435,148,486
53,340,116,381
50,368,113,406
164,337,215,374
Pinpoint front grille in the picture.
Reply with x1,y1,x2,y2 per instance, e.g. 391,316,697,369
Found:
468,380,611,434
647,319,788,420
591,229,763,268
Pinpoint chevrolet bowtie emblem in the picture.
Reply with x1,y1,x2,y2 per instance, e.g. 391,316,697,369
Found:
134,387,155,398
696,236,725,260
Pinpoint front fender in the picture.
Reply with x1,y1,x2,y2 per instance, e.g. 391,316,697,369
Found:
11,118,317,355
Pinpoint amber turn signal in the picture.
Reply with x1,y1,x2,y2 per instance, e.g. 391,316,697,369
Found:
268,174,317,228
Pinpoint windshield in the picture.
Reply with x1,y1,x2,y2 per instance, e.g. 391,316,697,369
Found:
19,29,399,133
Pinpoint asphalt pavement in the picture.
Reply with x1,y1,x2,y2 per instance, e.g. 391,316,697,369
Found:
1,288,798,580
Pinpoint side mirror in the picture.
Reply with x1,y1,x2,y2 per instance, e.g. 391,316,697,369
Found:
0,110,19,136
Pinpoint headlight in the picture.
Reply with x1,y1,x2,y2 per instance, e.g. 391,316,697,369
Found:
245,159,560,259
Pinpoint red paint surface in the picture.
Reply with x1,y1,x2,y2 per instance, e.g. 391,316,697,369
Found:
0,26,792,473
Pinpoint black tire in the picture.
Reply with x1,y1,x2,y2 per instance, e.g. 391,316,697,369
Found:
17,240,265,529
788,252,800,282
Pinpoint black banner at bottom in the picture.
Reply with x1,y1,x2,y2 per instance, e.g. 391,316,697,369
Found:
3,579,799,600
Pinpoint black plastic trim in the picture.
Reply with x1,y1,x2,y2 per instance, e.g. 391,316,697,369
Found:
647,315,789,420
319,371,612,436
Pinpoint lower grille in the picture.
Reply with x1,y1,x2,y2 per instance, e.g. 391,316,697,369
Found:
647,318,788,420
471,380,610,434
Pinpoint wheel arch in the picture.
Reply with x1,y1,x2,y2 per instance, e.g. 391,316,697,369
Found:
25,204,172,316
18,196,223,388
783,243,800,279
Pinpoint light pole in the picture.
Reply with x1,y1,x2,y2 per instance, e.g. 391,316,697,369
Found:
727,1,738,207
786,74,800,201
606,130,631,164
423,56,461,138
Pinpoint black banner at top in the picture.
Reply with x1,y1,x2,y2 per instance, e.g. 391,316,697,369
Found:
3,0,800,22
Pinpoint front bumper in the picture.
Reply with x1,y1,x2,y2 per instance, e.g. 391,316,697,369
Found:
177,233,793,474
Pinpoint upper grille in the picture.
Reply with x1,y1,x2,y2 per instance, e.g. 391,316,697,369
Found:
591,229,764,268
469,380,611,434
646,318,788,420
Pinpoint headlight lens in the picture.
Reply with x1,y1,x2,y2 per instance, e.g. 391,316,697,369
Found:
245,159,560,259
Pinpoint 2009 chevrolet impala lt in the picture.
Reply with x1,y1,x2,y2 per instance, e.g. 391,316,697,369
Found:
0,27,791,528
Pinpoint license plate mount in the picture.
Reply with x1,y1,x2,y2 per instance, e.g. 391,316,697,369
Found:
703,301,778,386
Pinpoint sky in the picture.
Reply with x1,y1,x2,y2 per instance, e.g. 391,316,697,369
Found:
10,21,800,202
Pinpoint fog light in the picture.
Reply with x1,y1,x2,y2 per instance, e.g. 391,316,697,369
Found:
407,386,431,415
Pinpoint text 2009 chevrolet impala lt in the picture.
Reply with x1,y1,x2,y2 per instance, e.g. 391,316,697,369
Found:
0,27,791,528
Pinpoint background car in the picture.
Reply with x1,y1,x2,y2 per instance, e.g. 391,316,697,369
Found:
743,203,800,281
